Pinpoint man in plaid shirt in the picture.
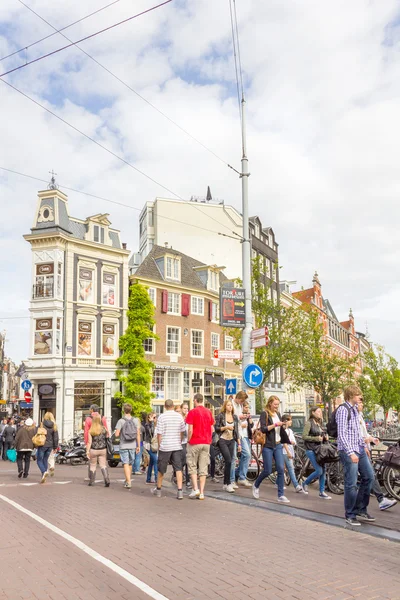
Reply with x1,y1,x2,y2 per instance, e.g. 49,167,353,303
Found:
337,385,375,526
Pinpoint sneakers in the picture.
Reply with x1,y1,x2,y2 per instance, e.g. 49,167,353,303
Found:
145,480,155,485
199,493,205,500
210,477,219,483
346,517,361,527
232,482,239,490
356,513,376,523
23,473,28,479
278,496,290,503
177,490,183,500
252,483,260,499
379,497,397,511
319,492,332,500
226,484,235,493
123,482,132,489
188,489,200,499
49,467,55,477
40,472,48,484
302,483,309,494
238,479,252,487
151,487,162,498
295,485,304,493
134,471,143,475
18,471,23,479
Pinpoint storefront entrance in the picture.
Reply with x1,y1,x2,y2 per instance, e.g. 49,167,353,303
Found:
38,383,56,423
74,381,104,433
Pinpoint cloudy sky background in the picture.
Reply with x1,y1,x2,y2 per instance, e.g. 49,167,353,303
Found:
1,0,400,364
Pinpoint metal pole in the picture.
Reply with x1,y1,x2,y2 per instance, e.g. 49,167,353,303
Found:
240,96,253,404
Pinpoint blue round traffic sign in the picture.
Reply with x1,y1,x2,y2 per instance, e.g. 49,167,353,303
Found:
243,364,263,388
21,379,32,391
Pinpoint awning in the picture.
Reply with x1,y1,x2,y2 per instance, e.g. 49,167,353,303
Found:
213,375,225,386
205,396,223,409
204,373,215,383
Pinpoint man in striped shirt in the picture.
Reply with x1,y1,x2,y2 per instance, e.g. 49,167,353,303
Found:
337,385,375,526
152,399,186,500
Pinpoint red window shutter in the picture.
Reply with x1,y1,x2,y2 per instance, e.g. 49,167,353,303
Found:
161,290,168,313
208,300,213,321
181,293,190,317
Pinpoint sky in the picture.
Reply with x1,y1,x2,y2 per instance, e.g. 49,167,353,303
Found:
1,0,400,364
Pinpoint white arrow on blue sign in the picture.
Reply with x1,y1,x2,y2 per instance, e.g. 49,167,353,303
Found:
225,379,237,396
21,379,32,391
243,364,263,388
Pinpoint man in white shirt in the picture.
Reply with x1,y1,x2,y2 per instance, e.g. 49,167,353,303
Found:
231,391,252,487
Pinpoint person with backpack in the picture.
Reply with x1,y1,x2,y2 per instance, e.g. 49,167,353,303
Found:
336,385,375,526
36,412,59,484
301,406,331,499
115,404,140,489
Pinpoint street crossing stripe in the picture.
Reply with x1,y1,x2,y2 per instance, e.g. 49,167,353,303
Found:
0,494,170,600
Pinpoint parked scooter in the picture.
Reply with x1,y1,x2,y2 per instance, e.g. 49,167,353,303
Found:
65,444,88,466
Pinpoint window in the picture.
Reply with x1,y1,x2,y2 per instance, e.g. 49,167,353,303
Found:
209,270,219,291
270,369,276,383
211,302,219,322
78,267,94,303
93,225,105,243
272,262,277,281
102,323,116,357
167,327,180,355
191,296,204,315
57,263,62,297
167,292,180,314
193,372,202,393
211,333,219,358
103,273,116,306
276,369,281,384
167,371,180,399
205,379,212,395
78,321,93,356
191,330,203,358
148,288,156,305
225,335,233,350
148,209,154,227
166,257,180,281
56,318,61,355
151,370,165,401
255,224,260,238
272,289,278,304
34,263,54,299
183,372,190,397
144,325,155,354
34,318,53,355
251,249,257,261
265,259,271,277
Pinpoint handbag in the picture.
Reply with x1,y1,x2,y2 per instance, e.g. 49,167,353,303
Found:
32,425,47,447
382,443,400,469
314,442,338,465
252,421,266,446
150,434,159,453
106,436,113,457
6,448,17,463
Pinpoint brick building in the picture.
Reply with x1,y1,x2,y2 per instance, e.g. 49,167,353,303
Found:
131,245,242,412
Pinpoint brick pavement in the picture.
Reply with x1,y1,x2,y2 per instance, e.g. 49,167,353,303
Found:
0,461,400,600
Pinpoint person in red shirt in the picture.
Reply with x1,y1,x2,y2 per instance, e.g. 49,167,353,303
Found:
84,404,109,445
186,393,215,500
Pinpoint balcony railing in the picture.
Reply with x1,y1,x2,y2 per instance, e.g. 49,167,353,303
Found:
32,283,54,299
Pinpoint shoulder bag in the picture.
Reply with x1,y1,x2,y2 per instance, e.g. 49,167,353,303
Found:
252,417,266,446
382,443,400,469
32,424,47,447
314,441,338,465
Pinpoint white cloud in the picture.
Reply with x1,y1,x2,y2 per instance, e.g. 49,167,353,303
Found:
1,0,400,363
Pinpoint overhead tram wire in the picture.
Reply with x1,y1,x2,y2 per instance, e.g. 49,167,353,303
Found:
229,0,242,122
233,0,244,100
0,0,126,62
0,1,174,78
5,0,238,176
0,166,243,241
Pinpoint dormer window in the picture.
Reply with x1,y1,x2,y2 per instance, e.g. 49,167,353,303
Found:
94,225,105,244
209,270,219,291
166,256,180,281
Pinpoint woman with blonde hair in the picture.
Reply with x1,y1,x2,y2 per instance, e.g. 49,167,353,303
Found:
36,412,59,483
301,406,331,499
252,396,291,503
86,415,110,487
215,398,240,493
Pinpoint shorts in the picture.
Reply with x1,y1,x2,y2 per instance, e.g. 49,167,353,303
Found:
158,450,183,475
187,444,210,476
119,449,136,465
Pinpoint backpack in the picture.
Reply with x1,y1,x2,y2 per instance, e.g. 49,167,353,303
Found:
326,404,351,438
122,418,137,442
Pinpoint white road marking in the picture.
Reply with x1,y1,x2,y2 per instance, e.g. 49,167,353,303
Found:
53,481,71,485
20,483,37,486
0,494,170,600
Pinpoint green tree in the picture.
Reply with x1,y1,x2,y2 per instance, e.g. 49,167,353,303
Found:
359,345,400,425
115,282,158,416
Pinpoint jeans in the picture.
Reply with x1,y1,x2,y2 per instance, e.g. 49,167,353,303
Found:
254,444,285,497
304,450,326,493
284,454,299,488
235,437,251,481
219,438,236,485
3,441,13,460
37,447,52,475
339,450,375,519
230,442,237,484
132,443,143,473
209,444,216,478
146,448,158,482
17,450,32,475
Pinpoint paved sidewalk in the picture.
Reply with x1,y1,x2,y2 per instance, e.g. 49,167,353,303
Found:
1,461,400,600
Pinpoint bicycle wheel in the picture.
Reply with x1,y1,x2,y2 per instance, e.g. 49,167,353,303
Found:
326,461,344,495
384,466,400,501
214,451,225,478
246,451,260,482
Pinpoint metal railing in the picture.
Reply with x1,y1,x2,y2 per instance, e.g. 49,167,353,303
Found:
32,283,54,299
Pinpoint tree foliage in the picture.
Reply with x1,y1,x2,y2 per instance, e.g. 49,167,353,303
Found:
115,282,158,416
359,345,400,423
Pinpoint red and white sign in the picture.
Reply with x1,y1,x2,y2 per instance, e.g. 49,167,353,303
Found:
24,391,32,403
251,337,270,349
251,326,269,339
213,349,242,360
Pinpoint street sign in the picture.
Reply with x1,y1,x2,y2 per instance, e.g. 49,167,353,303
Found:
24,391,32,403
251,326,269,339
21,379,32,391
21,372,29,381
251,337,270,349
243,363,263,388
219,287,246,328
214,349,242,360
225,379,237,396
